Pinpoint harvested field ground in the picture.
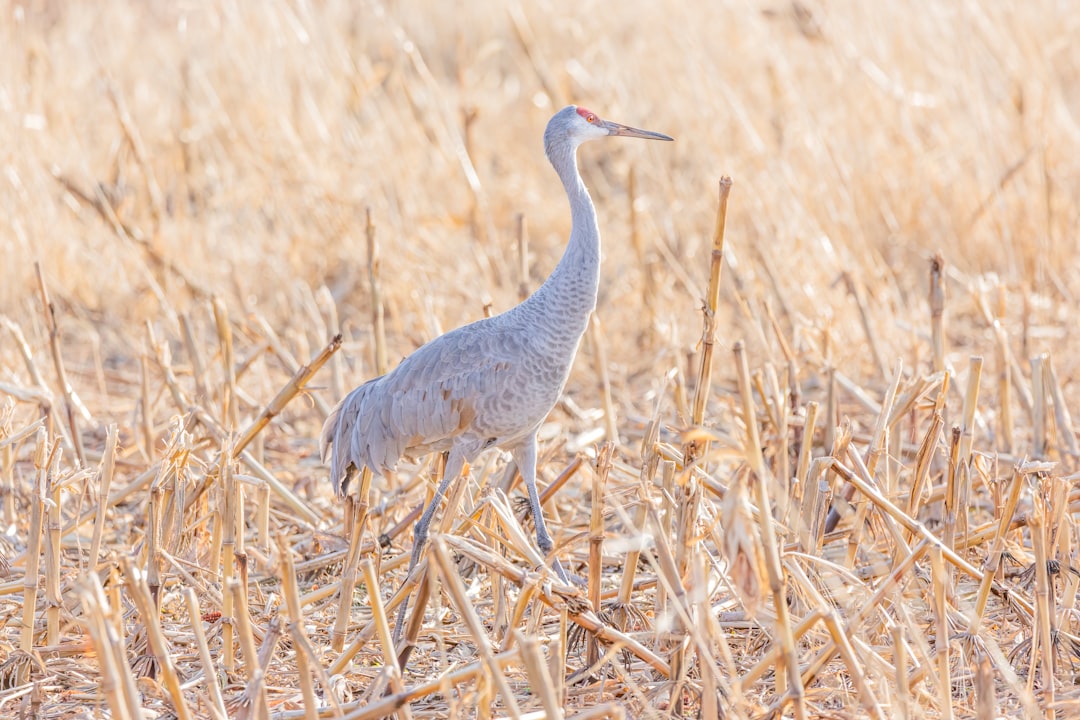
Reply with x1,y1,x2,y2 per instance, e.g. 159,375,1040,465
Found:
2,1,1080,717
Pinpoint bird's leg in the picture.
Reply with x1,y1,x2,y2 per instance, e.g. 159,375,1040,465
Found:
513,436,570,584
393,448,466,645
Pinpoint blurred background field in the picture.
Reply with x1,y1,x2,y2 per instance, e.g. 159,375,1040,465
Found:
1,0,1079,717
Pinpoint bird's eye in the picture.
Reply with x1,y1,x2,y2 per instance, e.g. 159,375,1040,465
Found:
588,114,597,123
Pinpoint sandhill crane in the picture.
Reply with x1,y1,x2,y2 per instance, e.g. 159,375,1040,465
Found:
321,104,672,638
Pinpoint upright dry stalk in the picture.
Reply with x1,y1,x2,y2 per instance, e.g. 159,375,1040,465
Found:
960,356,983,464
1030,487,1055,709
687,177,733,463
183,589,229,720
279,537,323,720
929,253,946,374
78,573,141,720
22,427,47,651
34,263,86,465
942,427,961,569
256,479,270,554
519,633,563,720
359,558,409,712
734,341,805,720
905,412,945,535
767,365,790,514
929,546,953,720
212,298,237,429
615,499,649,616
147,483,162,606
689,551,720,718
121,559,193,720
893,624,910,720
44,444,62,646
588,443,613,668
367,208,388,377
220,450,237,672
792,400,818,521
655,459,676,618
230,579,269,720
333,468,373,653
89,424,118,573
975,654,995,720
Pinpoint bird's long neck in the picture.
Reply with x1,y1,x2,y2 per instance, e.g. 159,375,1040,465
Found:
526,141,600,340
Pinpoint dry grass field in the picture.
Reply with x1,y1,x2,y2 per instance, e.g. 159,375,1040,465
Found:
2,0,1080,717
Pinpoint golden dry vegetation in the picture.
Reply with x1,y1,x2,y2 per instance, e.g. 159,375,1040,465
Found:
2,0,1080,717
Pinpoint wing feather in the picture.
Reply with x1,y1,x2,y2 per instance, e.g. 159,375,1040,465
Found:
320,316,529,495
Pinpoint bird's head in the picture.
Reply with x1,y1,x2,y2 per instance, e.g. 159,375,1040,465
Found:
544,105,673,160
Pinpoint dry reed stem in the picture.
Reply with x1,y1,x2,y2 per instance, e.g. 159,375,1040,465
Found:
20,427,47,653
734,340,805,718
281,536,343,720
588,442,612,669
43,446,61,648
834,360,903,551
975,653,995,720
518,633,563,720
182,588,229,720
120,558,193,720
77,572,140,720
1029,488,1054,707
967,471,1026,624
333,468,373,652
821,611,886,719
233,569,274,718
687,177,733,460
359,558,408,713
34,264,86,466
220,448,237,673
929,546,953,720
930,253,946,374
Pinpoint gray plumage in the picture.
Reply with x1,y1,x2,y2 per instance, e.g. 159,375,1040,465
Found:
321,105,671,638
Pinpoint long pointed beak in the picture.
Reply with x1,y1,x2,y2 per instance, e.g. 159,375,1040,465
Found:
602,119,674,141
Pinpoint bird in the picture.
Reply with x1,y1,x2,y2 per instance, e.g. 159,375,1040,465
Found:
320,104,673,641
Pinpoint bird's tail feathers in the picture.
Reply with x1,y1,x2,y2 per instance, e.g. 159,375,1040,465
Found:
321,380,379,497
